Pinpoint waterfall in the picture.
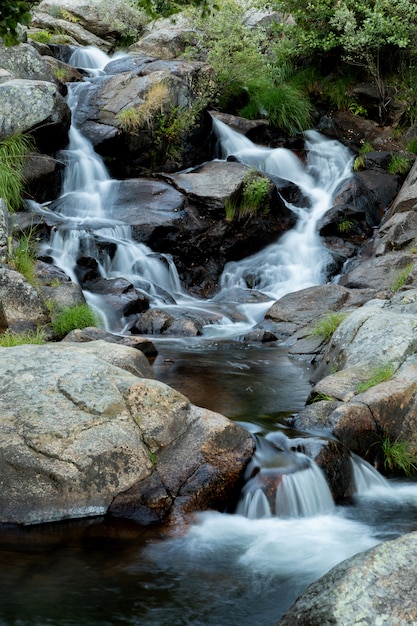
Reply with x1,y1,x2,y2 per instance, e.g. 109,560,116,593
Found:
236,434,335,519
214,118,354,299
351,453,390,495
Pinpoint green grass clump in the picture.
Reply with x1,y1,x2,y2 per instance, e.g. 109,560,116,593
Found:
0,134,34,212
356,363,395,394
9,231,38,285
0,328,44,347
51,304,99,339
388,154,412,175
337,216,355,234
391,262,414,292
309,311,348,342
380,435,417,476
239,170,270,219
241,81,312,135
406,138,417,155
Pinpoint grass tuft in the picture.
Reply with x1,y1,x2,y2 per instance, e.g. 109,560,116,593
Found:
309,311,348,342
0,134,34,212
356,363,395,394
51,304,99,339
380,435,417,476
0,328,44,347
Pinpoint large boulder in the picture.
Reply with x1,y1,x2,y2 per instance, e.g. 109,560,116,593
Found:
0,342,254,526
32,0,145,49
0,79,70,150
0,266,50,333
294,293,417,466
277,531,417,625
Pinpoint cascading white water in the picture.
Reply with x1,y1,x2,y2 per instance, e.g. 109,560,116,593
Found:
215,118,354,299
37,46,354,336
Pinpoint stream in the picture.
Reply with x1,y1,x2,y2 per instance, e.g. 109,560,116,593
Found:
2,46,417,626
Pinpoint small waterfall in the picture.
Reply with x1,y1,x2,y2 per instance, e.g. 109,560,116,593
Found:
214,118,354,300
236,434,335,519
351,453,390,495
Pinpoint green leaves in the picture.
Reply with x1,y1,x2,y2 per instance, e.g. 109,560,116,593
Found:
0,1,33,46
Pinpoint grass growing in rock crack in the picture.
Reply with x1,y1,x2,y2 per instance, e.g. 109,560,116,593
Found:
309,311,348,342
379,435,417,476
391,262,414,292
356,363,396,393
0,134,34,211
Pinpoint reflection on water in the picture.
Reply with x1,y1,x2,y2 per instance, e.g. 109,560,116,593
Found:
152,340,313,431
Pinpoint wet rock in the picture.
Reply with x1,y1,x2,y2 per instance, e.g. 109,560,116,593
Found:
277,532,417,626
83,277,150,331
62,327,157,358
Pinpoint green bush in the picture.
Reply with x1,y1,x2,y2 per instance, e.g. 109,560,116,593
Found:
51,304,99,339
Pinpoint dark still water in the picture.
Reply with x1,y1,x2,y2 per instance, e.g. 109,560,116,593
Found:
2,341,417,626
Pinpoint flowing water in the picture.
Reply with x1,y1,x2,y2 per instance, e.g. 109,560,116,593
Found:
4,46,417,626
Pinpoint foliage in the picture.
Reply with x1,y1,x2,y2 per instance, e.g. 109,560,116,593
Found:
0,0,33,46
359,142,374,155
337,216,355,233
406,138,417,155
309,311,348,342
224,197,237,222
391,262,414,291
388,153,412,175
271,0,417,115
0,134,33,212
240,80,312,135
8,228,38,285
356,362,395,393
239,170,270,219
348,101,367,117
51,304,99,339
379,435,417,476
118,82,171,133
0,328,44,347
353,155,365,171
310,391,336,403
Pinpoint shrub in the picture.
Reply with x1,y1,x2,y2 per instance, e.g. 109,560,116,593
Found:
51,304,99,339
356,363,396,394
0,134,33,211
309,311,348,342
